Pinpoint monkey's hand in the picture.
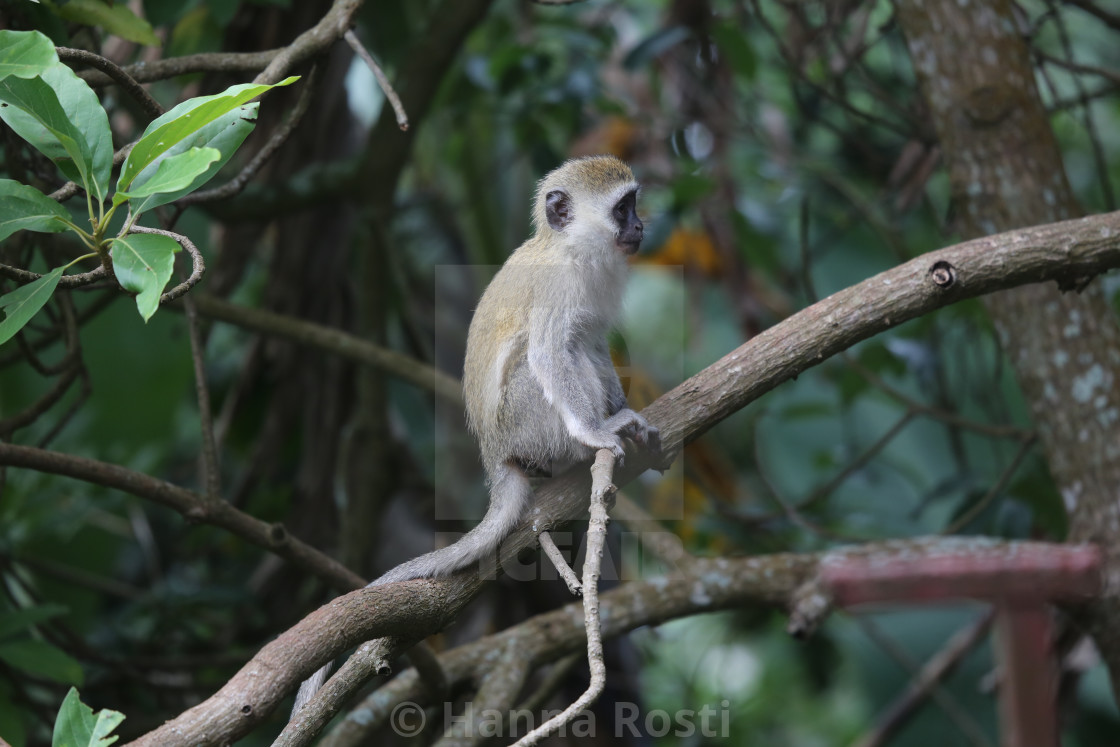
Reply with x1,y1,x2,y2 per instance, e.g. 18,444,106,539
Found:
604,408,661,457
575,428,627,462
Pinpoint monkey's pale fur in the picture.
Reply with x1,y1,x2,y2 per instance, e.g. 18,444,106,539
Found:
293,155,656,714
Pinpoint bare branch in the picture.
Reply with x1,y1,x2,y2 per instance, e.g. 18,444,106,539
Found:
510,449,616,746
56,47,165,119
0,443,364,593
343,30,409,131
187,293,463,404
539,530,582,594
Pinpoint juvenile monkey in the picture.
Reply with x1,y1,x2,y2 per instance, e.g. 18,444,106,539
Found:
378,153,658,583
294,155,659,711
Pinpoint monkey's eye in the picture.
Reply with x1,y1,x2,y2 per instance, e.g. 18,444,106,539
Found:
613,201,629,221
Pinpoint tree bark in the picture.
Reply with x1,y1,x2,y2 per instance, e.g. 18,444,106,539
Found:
894,0,1120,699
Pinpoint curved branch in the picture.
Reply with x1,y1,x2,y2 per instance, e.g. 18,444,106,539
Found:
123,226,207,304
343,30,408,131
128,537,1091,746
0,264,108,289
253,0,364,86
0,443,364,593
57,47,165,119
78,49,282,88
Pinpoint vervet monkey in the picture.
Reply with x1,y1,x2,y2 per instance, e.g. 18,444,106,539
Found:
293,155,659,712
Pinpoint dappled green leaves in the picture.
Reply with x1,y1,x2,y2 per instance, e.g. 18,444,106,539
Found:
0,30,299,337
117,78,298,194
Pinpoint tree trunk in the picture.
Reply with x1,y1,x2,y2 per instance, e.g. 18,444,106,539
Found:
895,0,1120,700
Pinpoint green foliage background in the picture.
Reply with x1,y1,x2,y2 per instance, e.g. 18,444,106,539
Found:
1,0,1119,745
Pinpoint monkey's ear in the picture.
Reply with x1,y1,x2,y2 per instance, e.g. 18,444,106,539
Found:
545,190,572,231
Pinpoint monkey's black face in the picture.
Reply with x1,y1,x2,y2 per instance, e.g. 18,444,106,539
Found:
613,190,643,255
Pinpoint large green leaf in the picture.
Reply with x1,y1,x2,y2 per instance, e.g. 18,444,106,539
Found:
0,29,59,81
57,0,160,47
0,179,72,242
0,64,113,201
117,77,298,194
109,233,179,322
124,102,260,211
113,147,220,213
52,688,125,747
0,267,63,346
0,76,93,193
0,639,83,685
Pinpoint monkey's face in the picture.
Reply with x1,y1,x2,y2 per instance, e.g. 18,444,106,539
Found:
612,188,643,255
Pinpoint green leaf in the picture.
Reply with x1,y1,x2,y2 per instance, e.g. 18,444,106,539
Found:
117,77,298,194
113,147,220,211
0,603,69,640
0,179,72,242
110,233,179,321
0,639,83,685
0,76,93,193
57,0,160,47
0,30,59,81
125,102,259,211
0,267,63,346
52,687,125,747
0,65,113,201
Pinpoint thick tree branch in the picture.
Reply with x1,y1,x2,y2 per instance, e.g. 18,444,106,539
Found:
123,210,1120,746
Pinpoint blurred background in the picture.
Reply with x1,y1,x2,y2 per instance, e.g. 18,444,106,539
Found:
1,0,1119,744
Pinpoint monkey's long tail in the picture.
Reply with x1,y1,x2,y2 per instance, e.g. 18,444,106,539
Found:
291,460,531,715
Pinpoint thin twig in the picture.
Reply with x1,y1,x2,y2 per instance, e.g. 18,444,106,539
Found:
1062,0,1120,30
56,47,165,119
844,354,1033,440
183,294,222,502
539,531,582,595
0,442,365,592
941,434,1038,535
511,449,615,746
611,492,694,573
0,264,107,288
1040,1,1115,210
854,615,995,747
853,609,996,747
343,30,409,131
186,293,463,404
0,293,83,437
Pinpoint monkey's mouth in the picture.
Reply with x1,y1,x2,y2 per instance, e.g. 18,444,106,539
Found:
617,239,642,255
